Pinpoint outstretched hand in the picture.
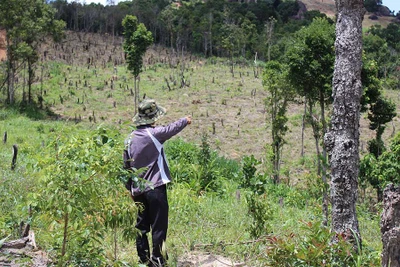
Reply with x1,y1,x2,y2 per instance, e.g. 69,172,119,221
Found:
186,116,192,125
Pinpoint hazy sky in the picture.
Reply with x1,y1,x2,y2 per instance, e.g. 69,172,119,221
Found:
383,0,400,13
69,0,118,5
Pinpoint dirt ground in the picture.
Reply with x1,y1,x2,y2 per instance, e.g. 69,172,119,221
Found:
0,247,245,267
178,252,246,267
0,30,6,62
0,248,50,267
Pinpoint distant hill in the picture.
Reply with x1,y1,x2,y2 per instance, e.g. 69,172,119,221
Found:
300,0,397,28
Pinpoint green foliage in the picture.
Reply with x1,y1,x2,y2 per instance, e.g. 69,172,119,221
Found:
360,133,400,202
286,17,335,101
263,60,293,183
363,33,391,78
371,133,400,187
368,23,400,52
0,0,65,104
361,59,381,112
122,15,153,78
285,17,334,181
361,56,396,161
359,153,379,193
239,155,267,194
198,133,219,191
166,136,238,195
0,110,384,266
265,221,359,266
368,96,396,135
246,192,273,238
364,0,382,12
276,0,299,23
32,127,137,264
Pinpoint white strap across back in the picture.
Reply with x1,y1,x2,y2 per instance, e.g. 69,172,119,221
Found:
146,128,170,184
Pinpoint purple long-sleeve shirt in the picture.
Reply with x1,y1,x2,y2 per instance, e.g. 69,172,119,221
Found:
125,118,188,196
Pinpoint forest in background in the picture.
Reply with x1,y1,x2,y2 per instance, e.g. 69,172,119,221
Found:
0,0,400,266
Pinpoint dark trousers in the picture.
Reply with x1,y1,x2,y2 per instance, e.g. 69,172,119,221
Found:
134,185,168,267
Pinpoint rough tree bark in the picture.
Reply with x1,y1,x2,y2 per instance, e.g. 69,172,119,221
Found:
324,0,365,246
381,184,400,267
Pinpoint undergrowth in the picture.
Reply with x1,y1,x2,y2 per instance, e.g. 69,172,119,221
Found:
0,109,383,266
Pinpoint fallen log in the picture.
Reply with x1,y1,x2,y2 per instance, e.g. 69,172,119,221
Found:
1,230,37,250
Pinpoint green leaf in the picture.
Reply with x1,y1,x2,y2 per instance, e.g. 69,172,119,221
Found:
67,204,72,214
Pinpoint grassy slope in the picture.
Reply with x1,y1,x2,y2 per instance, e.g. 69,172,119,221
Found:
38,31,390,259
1,25,396,264
36,31,400,174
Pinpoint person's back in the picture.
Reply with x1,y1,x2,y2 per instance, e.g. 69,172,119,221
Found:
127,118,189,196
124,99,191,267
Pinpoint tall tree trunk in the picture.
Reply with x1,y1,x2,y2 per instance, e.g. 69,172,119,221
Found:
134,76,138,113
325,0,364,247
320,90,329,226
301,99,306,157
308,101,321,175
28,58,34,104
381,184,400,267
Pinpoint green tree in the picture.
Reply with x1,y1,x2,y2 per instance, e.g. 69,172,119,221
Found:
286,17,335,169
363,33,391,78
361,133,400,204
0,0,65,105
122,15,153,111
361,58,396,158
369,23,400,52
286,17,334,224
263,61,293,184
367,97,396,156
359,57,396,202
34,128,137,264
372,133,400,187
364,0,382,12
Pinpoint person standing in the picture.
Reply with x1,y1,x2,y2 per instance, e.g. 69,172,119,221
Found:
124,99,191,267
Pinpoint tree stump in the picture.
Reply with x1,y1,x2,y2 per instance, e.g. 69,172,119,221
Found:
381,184,400,267
11,144,18,170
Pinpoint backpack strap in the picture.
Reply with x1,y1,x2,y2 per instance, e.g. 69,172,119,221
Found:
146,128,170,184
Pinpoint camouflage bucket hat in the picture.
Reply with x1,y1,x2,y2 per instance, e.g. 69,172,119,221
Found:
132,99,166,126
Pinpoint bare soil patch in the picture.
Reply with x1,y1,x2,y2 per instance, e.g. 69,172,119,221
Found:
301,0,336,17
178,251,247,267
0,248,50,267
300,0,396,28
1,247,244,267
0,30,6,61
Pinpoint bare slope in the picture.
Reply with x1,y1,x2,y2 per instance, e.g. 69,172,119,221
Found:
35,32,399,171
300,0,396,28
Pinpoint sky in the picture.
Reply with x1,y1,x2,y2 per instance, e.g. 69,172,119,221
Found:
67,0,118,5
382,0,400,13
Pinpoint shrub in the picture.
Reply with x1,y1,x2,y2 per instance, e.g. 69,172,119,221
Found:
239,155,268,195
265,221,354,267
246,192,273,238
32,127,137,264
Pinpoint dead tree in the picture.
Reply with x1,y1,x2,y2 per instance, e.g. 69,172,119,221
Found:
11,144,18,170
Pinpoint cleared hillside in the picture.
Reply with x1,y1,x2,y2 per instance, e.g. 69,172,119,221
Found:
301,0,396,28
